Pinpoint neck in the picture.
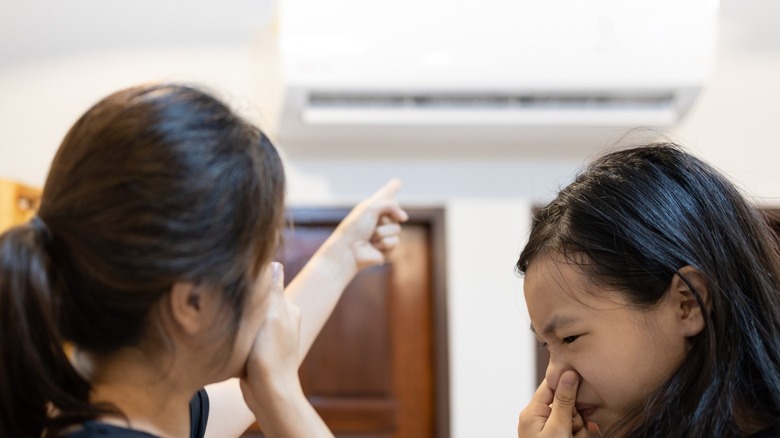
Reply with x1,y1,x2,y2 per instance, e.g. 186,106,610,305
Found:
73,347,198,438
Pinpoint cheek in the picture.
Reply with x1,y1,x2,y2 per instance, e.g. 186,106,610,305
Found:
237,273,275,348
226,303,269,376
587,341,680,409
224,280,269,357
563,342,637,400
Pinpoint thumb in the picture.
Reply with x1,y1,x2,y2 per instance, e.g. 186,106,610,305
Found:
270,262,284,297
370,198,409,223
545,371,580,433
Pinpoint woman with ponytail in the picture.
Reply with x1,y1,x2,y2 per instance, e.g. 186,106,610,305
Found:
0,84,407,438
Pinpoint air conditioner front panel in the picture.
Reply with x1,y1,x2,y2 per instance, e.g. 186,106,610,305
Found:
267,0,719,153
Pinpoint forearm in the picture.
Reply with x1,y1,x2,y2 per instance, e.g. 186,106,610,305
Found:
204,379,255,438
285,231,358,363
252,380,334,438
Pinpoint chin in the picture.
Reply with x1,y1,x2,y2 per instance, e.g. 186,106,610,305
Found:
589,416,625,437
582,412,606,431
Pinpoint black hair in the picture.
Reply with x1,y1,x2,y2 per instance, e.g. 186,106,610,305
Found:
517,143,780,437
0,84,286,437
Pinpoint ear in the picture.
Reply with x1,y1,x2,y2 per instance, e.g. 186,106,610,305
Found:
667,266,709,338
168,282,209,336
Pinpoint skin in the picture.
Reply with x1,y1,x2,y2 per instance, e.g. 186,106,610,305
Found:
518,254,706,437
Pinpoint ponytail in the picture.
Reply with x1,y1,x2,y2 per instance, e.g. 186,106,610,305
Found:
0,220,96,437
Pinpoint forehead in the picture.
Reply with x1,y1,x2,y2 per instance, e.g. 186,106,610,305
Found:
523,255,629,330
524,254,591,303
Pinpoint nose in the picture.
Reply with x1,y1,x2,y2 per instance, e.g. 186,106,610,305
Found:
544,354,573,393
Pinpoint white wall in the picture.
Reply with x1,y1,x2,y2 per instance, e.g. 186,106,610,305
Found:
1,1,779,436
672,0,780,205
446,199,534,437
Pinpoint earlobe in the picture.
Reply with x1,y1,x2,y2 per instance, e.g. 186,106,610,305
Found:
668,266,709,337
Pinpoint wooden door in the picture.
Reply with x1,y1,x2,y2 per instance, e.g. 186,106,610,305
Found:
243,208,449,438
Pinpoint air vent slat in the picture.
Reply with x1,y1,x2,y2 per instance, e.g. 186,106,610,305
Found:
308,93,675,110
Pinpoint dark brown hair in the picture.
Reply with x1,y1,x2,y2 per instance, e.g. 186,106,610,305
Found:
0,84,285,437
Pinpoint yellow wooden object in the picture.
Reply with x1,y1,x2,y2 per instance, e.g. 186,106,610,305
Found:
0,180,73,357
0,179,42,233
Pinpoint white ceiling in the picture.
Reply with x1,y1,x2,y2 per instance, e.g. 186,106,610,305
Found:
0,0,277,64
1,0,779,67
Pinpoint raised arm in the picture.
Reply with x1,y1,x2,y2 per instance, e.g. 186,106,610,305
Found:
287,178,408,360
205,180,407,438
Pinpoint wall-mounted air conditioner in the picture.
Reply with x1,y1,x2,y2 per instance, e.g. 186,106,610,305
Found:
256,0,719,156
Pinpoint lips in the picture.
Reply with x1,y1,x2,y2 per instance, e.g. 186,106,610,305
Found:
575,403,598,420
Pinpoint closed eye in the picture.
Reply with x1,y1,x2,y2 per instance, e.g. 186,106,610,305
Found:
538,336,578,349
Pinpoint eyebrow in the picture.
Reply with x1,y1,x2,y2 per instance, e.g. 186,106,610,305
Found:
529,314,578,336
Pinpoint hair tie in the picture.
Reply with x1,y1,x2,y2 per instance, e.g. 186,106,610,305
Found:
30,216,53,242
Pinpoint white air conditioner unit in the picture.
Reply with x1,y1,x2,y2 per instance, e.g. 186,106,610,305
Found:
256,0,719,156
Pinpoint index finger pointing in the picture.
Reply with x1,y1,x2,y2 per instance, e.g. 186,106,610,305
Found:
369,178,402,201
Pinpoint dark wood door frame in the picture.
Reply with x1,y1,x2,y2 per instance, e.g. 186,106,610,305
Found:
287,207,450,438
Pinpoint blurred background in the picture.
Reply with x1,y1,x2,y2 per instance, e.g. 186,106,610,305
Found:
1,0,779,436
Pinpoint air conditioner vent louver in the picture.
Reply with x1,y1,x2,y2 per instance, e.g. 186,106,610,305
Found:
308,93,676,111
301,91,683,127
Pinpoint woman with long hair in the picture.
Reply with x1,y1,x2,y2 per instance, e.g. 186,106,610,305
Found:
0,83,407,437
